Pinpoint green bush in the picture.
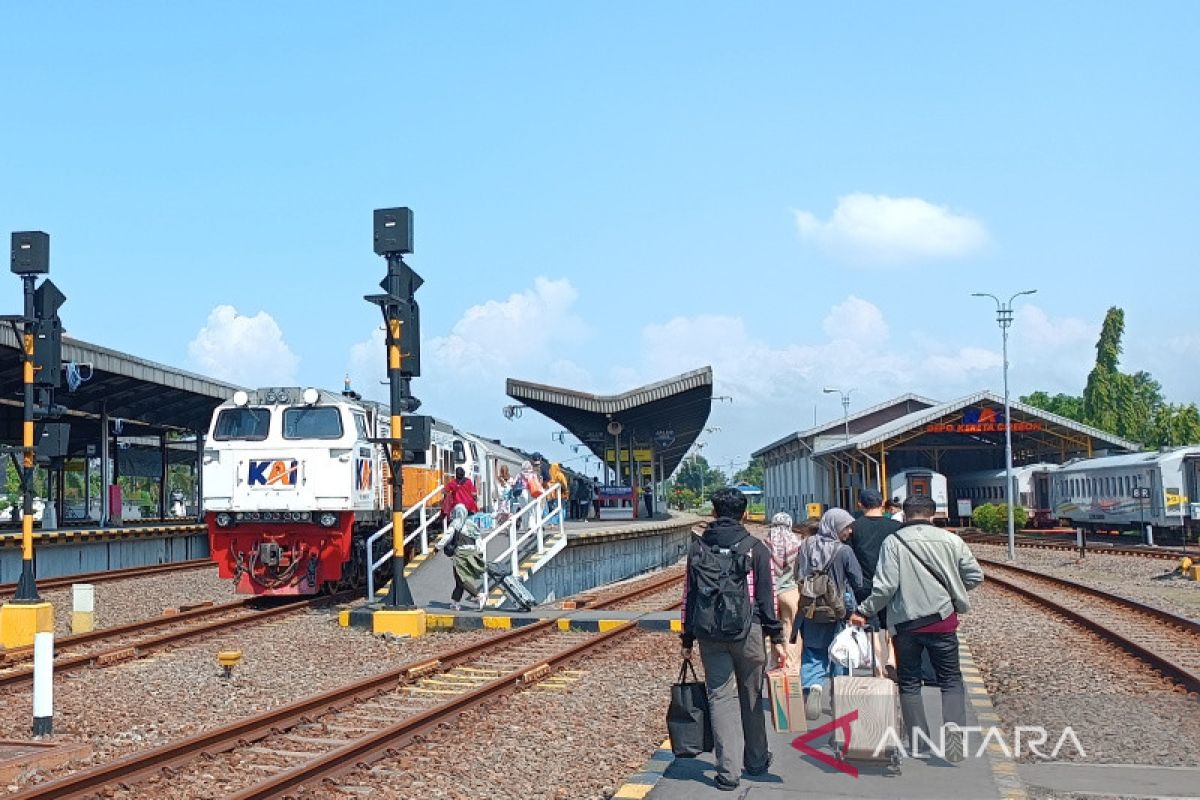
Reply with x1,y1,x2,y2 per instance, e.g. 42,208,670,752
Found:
970,502,1028,534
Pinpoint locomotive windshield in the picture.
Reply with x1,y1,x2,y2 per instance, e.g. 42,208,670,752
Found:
283,406,344,440
213,408,271,441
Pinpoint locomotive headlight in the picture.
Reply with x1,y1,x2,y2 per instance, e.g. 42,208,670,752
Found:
302,387,319,405
215,512,233,528
318,512,338,528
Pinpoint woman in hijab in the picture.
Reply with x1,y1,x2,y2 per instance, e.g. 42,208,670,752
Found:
767,512,802,671
795,507,864,719
444,503,487,611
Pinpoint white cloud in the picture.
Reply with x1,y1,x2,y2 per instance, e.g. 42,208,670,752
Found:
794,193,989,266
187,305,299,386
428,277,589,379
822,295,888,343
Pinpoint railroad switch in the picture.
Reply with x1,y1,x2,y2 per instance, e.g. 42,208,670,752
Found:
217,650,243,679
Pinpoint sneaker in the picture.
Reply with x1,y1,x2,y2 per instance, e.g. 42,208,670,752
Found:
746,751,773,776
714,776,739,792
450,601,462,612
804,684,823,721
944,723,964,763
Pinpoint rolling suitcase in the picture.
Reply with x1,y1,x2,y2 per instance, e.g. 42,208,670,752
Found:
486,561,537,611
831,627,903,775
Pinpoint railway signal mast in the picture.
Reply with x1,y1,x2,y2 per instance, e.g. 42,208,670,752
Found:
366,208,425,610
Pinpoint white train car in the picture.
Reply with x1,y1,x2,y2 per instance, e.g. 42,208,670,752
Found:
951,463,1057,527
1049,447,1200,534
888,468,949,523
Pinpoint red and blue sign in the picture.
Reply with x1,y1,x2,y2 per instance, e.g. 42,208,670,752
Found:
248,460,299,487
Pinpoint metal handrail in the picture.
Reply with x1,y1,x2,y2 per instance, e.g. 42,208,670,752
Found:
365,483,444,600
479,483,567,598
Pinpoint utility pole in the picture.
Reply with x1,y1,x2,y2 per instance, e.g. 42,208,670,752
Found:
972,289,1037,563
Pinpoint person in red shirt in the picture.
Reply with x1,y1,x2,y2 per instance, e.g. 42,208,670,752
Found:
441,467,478,518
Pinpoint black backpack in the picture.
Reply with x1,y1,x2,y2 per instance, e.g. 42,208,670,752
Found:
686,535,757,642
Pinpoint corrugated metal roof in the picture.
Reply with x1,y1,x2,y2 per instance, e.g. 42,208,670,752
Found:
813,390,1140,454
751,392,940,458
507,366,713,414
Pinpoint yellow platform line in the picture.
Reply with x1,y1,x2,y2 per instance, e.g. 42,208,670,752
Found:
612,738,674,799
960,634,1028,800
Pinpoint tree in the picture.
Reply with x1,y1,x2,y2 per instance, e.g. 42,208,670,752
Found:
733,457,764,487
1082,307,1126,435
1020,391,1084,422
1025,306,1200,448
674,455,728,498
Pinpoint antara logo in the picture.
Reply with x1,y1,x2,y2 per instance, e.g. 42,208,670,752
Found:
248,460,299,487
356,458,373,491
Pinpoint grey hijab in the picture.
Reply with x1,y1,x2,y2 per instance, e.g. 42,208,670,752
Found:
799,508,854,576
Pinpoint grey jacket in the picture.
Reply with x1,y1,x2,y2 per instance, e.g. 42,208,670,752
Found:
856,523,984,633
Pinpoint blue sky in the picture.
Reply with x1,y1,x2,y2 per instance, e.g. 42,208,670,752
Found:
2,3,1197,475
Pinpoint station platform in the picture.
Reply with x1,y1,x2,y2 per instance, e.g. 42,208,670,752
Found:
344,512,698,632
342,603,681,632
619,642,1027,800
0,522,208,582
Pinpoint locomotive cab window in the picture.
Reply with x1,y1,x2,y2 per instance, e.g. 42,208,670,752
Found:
283,407,344,440
213,408,271,441
353,413,369,440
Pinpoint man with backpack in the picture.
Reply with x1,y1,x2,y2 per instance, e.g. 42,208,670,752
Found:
680,487,786,791
850,494,984,762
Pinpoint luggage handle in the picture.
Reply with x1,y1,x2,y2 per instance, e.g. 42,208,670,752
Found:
678,658,702,685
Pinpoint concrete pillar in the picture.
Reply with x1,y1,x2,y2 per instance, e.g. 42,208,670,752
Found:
71,583,94,634
100,405,110,526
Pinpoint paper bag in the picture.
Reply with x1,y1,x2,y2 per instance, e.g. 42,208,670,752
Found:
767,668,806,733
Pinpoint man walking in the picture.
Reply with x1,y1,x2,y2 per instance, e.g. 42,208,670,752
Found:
848,489,902,618
850,495,984,762
681,488,787,791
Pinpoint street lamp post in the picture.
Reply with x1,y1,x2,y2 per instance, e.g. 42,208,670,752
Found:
972,289,1037,563
823,387,854,441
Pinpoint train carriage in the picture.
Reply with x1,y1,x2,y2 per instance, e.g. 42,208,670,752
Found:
888,468,949,523
951,463,1056,527
1049,447,1200,535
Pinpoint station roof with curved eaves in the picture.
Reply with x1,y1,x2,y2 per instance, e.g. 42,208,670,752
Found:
506,366,714,478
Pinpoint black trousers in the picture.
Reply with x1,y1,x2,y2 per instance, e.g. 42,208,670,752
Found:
894,630,966,743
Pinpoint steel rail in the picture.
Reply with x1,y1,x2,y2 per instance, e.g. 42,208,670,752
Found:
9,574,684,799
1,597,251,664
0,559,214,598
233,608,674,800
961,532,1187,561
0,594,353,689
980,558,1200,696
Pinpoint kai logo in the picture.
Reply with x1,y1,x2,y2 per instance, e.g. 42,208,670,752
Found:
356,458,373,491
248,459,299,488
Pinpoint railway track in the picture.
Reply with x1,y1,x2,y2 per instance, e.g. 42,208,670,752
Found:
962,532,1190,561
979,558,1200,696
0,593,353,689
0,559,214,599
10,570,684,800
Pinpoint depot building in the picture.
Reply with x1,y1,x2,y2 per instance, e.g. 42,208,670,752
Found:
752,390,1137,523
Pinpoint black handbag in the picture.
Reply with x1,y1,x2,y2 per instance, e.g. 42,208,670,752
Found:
666,659,712,757
443,532,458,557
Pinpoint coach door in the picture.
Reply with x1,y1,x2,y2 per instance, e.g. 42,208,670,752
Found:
909,473,931,498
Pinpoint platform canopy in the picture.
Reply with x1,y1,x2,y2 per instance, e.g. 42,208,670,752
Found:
0,327,243,450
506,366,714,479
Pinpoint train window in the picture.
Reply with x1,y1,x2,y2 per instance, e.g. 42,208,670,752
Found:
213,408,271,441
1124,476,1131,496
282,407,344,440
353,414,369,440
